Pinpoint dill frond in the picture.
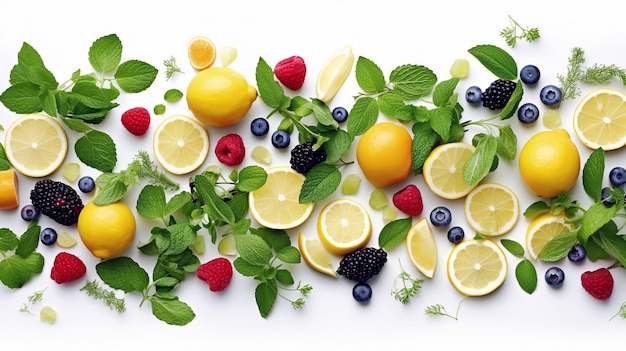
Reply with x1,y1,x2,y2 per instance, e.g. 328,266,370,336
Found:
80,280,126,313
134,150,180,190
163,56,184,80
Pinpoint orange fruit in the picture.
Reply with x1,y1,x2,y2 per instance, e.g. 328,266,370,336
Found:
0,169,19,210
356,122,412,188
188,36,216,70
77,201,136,259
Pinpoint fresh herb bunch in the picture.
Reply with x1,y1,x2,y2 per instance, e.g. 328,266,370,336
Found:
499,15,541,48
0,222,44,289
391,259,424,304
163,56,184,80
351,44,522,187
0,34,158,172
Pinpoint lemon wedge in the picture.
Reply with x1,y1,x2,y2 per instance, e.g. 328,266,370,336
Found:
315,45,354,103
298,233,337,278
405,218,437,278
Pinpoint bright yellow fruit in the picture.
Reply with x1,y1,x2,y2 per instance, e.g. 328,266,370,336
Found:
0,169,19,210
422,142,477,200
573,88,626,150
519,129,580,198
188,36,216,70
152,114,210,175
77,201,136,259
298,232,337,278
248,166,314,230
4,113,67,178
356,122,412,188
447,239,508,297
405,218,437,278
526,212,572,260
186,67,257,127
316,45,354,103
317,198,372,255
464,182,519,236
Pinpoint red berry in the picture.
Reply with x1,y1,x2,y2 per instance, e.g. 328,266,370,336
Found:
197,257,233,292
392,184,424,216
581,268,614,300
215,133,246,166
121,107,151,136
50,252,86,284
274,56,306,91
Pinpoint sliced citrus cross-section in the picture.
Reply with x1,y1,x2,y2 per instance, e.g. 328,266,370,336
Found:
248,166,314,230
422,142,477,200
0,169,19,210
298,232,337,278
316,45,354,103
573,88,626,150
447,239,508,297
152,114,209,175
405,218,437,278
188,36,216,70
317,198,372,255
525,212,572,260
4,113,68,178
464,182,519,236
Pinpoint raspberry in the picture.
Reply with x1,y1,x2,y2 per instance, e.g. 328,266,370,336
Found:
274,56,306,91
337,247,387,283
392,184,424,216
481,79,516,110
290,141,327,174
50,252,86,284
581,268,614,300
121,107,151,136
30,179,84,226
197,257,233,292
215,133,246,166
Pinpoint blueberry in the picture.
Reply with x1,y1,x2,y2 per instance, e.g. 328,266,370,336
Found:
332,106,349,123
567,243,586,263
78,176,95,193
520,64,541,85
544,266,565,288
447,226,464,244
465,86,482,104
430,206,452,227
601,187,616,207
609,166,626,186
250,117,270,137
539,85,562,106
271,130,291,149
40,227,58,246
20,204,40,222
352,282,372,303
517,102,539,124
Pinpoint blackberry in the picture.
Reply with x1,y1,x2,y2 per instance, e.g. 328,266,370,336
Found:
481,79,517,110
337,247,387,283
30,179,84,226
290,141,327,174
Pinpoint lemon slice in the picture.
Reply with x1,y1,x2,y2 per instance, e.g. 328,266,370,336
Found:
573,88,626,150
422,142,477,200
317,198,372,255
298,233,337,278
315,45,354,103
464,182,519,236
525,213,572,260
152,114,210,175
4,113,68,178
188,36,216,70
405,218,437,278
248,166,314,230
447,239,508,296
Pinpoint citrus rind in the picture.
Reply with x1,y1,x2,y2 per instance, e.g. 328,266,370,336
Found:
446,239,508,297
405,218,437,278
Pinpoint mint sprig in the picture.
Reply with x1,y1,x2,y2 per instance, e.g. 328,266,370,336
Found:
0,223,44,289
500,239,537,294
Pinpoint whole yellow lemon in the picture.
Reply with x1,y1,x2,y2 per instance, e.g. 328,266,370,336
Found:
186,67,257,127
519,129,580,198
77,201,136,259
356,122,413,188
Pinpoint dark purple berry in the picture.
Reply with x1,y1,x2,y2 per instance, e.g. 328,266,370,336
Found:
520,64,541,85
352,282,372,303
20,204,40,221
430,206,451,227
332,106,349,123
517,102,539,124
447,226,464,244
545,266,565,288
465,86,482,104
602,187,616,208
609,167,626,186
567,244,586,263
40,227,58,246
540,85,562,106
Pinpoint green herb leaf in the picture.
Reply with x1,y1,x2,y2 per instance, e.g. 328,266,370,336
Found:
347,96,378,138
0,253,44,289
432,77,459,107
411,123,439,174
88,34,122,73
15,224,40,258
0,82,42,113
378,217,412,250
80,280,126,313
256,57,288,109
164,88,183,102
377,91,406,118
235,234,273,266
468,44,517,80
93,178,127,205
355,56,386,93
96,256,150,293
299,163,341,203
523,200,550,217
149,295,195,326
114,59,158,93
251,227,291,252
515,259,537,294
539,230,578,261
429,107,453,142
153,104,166,114
255,280,277,318
276,246,301,265
496,125,518,160
580,202,618,243
9,42,46,84
75,130,117,172
323,129,352,163
233,257,265,277
235,165,267,192
195,174,236,225
463,134,497,186
0,228,19,251
583,147,604,201
592,227,626,268
500,239,525,257
136,185,167,220
389,64,437,100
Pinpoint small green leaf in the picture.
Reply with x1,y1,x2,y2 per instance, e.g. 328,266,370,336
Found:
96,256,150,293
149,295,195,326
389,64,437,100
194,174,235,225
323,129,352,163
136,185,167,220
0,253,44,289
75,130,117,173
592,229,626,268
377,91,406,118
468,44,518,80
15,224,40,258
580,201,618,242
496,125,517,160
523,200,550,217
310,98,338,127
429,107,453,142
463,135,497,186
275,269,295,285
347,96,379,138
379,217,412,250
235,234,273,266
500,239,525,257
299,163,341,203
411,123,439,174
355,56,387,93
0,228,19,251
0,82,42,113
515,259,537,294
164,89,183,102
114,60,158,93
256,57,288,109
233,257,265,277
89,34,122,73
432,77,459,107
236,165,267,192
538,230,578,262
255,280,278,318
582,148,604,201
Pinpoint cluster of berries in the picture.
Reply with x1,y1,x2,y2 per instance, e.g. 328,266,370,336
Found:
336,247,388,303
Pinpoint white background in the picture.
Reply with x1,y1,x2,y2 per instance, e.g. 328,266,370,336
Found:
1,0,626,349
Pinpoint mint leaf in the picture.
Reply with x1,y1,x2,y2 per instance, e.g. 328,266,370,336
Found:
539,230,578,261
75,130,117,172
347,96,378,137
377,91,406,117
162,223,197,256
136,185,167,221
355,56,386,93
515,259,537,294
580,202,618,242
432,77,459,107
233,257,265,277
256,57,288,109
114,59,158,93
0,228,19,251
149,295,195,326
583,147,604,201
299,163,341,203
500,239,525,257
323,129,352,163
275,269,295,285
93,178,127,205
411,123,439,173
496,125,517,160
523,200,550,217
389,64,437,100
0,82,42,113
429,107,453,142
195,174,236,225
255,280,278,318
9,42,46,84
251,227,291,252
276,246,301,264
468,44,518,80
593,229,626,268
235,234,273,266
89,34,122,73
463,134,497,186
0,144,11,171
235,165,267,192
0,253,44,289
378,216,412,250
164,88,183,102
15,224,40,258
96,256,150,293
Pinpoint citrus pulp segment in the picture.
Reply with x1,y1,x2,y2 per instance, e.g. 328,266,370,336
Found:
298,233,337,278
316,45,354,103
317,198,372,255
248,166,314,230
405,218,437,278
152,114,209,175
3,113,68,178
446,239,508,297
525,213,572,260
422,142,477,200
573,88,626,150
188,36,216,70
464,182,519,236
